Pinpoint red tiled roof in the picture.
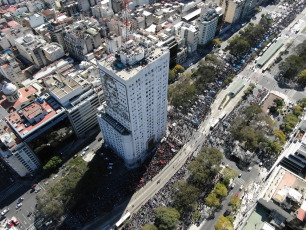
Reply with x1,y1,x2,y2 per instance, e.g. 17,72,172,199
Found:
0,86,37,110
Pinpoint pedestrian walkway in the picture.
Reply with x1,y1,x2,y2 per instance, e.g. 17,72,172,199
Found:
26,217,44,230
234,178,245,186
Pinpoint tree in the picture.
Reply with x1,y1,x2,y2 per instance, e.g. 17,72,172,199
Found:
297,70,306,87
274,130,286,144
43,156,63,171
168,69,176,83
37,194,65,219
212,38,222,47
227,36,250,57
229,196,241,211
205,193,220,207
273,98,284,109
188,147,222,187
263,139,282,155
297,98,306,108
141,224,158,230
254,7,260,13
292,105,303,117
222,168,238,181
174,64,185,74
172,180,200,213
279,55,304,80
214,183,228,197
155,207,180,230
215,216,234,230
244,104,263,121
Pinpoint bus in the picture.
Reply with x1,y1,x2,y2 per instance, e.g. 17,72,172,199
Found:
115,212,131,229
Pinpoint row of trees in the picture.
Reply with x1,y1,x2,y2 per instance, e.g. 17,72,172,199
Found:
168,55,222,109
141,147,224,230
279,41,306,86
226,15,273,57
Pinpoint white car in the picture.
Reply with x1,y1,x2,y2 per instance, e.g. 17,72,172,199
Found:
248,167,252,171
84,146,89,151
81,152,86,157
1,208,9,216
239,185,244,191
16,203,22,209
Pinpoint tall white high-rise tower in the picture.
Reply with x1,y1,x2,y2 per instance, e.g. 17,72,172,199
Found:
97,42,170,168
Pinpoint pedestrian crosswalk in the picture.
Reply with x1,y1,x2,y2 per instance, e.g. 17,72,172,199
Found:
234,178,245,186
26,218,44,230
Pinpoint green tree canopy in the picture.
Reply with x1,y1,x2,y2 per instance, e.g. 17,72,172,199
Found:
244,104,263,121
229,196,242,211
174,64,185,74
215,216,234,230
274,130,286,144
43,156,63,171
279,55,304,79
188,147,222,187
205,192,220,207
227,36,250,57
273,98,285,109
297,98,306,108
292,105,303,117
141,224,158,230
297,70,306,87
155,207,180,230
214,183,228,197
212,38,222,47
172,180,200,213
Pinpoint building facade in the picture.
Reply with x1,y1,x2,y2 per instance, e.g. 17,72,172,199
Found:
97,44,169,168
15,34,48,67
197,3,219,45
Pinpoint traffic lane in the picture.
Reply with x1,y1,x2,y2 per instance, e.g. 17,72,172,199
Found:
5,187,37,229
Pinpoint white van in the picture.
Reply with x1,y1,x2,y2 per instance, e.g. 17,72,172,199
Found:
84,146,89,151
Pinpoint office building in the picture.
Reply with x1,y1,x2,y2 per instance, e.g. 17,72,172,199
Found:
46,74,101,138
97,42,170,168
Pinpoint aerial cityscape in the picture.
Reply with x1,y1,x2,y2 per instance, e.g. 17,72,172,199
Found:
0,0,305,229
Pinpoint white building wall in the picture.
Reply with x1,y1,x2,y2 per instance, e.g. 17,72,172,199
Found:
98,48,169,168
198,17,218,45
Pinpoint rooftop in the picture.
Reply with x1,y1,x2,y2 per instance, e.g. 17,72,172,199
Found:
5,95,64,139
0,86,37,111
98,46,168,80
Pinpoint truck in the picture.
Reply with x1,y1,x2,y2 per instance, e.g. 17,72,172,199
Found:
115,212,131,229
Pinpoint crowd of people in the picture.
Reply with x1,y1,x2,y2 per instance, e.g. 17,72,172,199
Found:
58,1,306,229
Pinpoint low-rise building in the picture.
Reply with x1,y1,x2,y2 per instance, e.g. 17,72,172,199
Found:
15,33,48,67
42,42,65,62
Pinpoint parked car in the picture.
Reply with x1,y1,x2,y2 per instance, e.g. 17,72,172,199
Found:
84,146,89,151
81,152,85,157
16,203,22,209
1,208,9,216
17,198,24,204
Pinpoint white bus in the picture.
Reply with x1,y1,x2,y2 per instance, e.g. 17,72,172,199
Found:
115,212,131,229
